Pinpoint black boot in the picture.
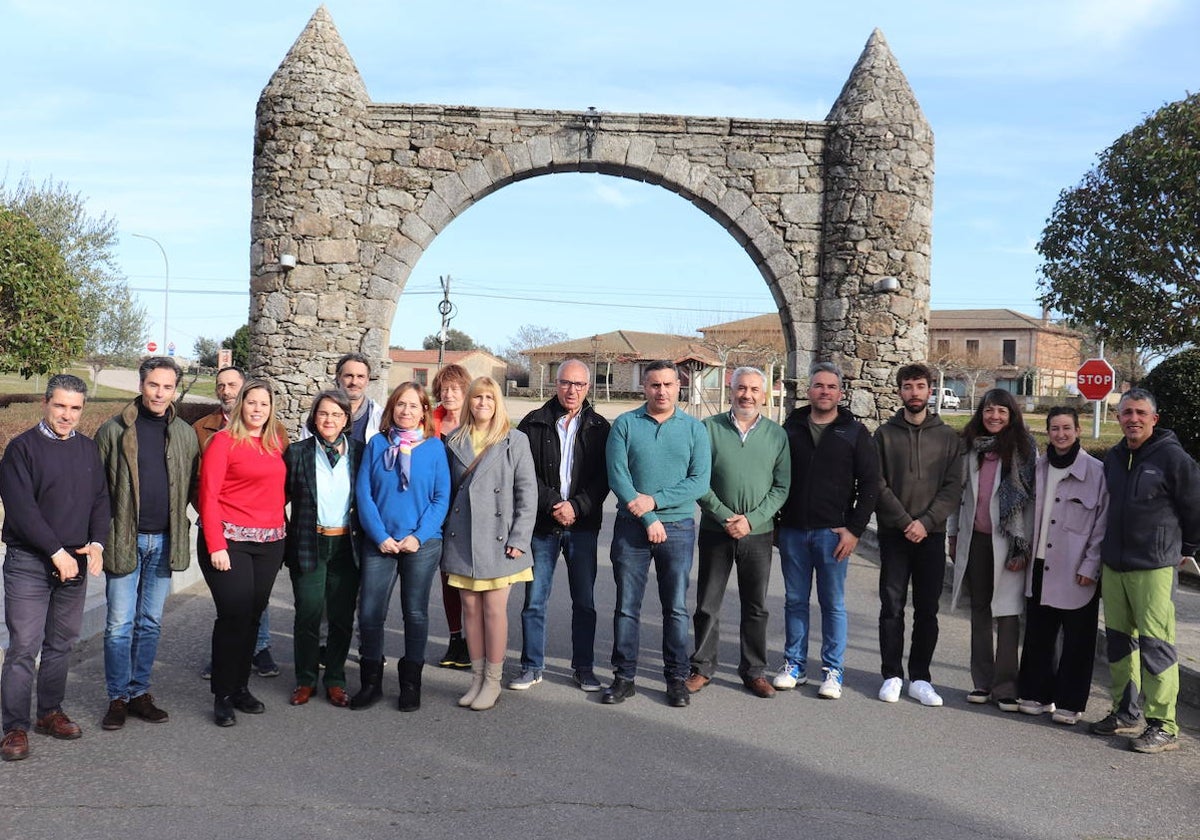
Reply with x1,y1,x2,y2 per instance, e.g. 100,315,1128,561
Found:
398,658,423,712
350,658,384,710
213,696,236,727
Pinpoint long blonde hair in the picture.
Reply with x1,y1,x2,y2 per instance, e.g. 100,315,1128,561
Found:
227,378,284,454
451,376,510,451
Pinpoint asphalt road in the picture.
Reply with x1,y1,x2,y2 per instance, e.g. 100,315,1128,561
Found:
2,524,1198,840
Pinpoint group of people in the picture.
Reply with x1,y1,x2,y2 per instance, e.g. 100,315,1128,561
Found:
1,355,1196,762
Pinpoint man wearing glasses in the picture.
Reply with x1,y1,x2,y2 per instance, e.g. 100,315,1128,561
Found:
1,375,110,761
512,360,611,692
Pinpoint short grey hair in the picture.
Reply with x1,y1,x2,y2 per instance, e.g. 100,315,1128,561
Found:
558,358,592,378
808,361,843,389
1118,387,1157,413
44,374,88,401
730,366,766,389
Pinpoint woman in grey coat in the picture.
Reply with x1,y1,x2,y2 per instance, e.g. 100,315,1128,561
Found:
442,376,536,710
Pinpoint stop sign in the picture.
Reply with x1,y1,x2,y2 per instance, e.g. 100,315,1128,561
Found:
147,341,158,353
1077,358,1116,401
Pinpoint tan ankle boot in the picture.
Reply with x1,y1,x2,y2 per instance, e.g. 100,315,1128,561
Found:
458,659,485,707
470,660,505,711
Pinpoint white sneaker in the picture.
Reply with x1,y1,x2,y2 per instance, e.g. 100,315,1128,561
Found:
772,662,806,690
1051,709,1081,725
878,677,903,703
817,668,843,700
1018,699,1055,716
907,679,943,707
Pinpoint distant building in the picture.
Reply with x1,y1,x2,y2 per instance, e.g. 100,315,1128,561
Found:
386,348,508,391
522,331,717,395
928,309,1082,399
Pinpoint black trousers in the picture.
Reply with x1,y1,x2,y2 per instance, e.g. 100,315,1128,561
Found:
1018,560,1100,712
690,530,773,681
200,539,284,698
878,527,945,682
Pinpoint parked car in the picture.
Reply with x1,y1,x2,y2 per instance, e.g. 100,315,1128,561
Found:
928,388,961,411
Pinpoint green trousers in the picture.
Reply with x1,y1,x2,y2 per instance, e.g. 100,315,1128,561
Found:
1101,565,1178,735
289,535,359,688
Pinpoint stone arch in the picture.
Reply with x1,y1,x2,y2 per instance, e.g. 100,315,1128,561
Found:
251,7,932,426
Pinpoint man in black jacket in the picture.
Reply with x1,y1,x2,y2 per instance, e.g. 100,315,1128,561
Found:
511,360,611,692
1089,388,1200,753
773,362,878,700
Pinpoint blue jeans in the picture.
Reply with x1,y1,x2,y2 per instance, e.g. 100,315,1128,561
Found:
778,526,848,676
520,530,599,672
104,532,173,700
357,538,443,663
610,516,695,681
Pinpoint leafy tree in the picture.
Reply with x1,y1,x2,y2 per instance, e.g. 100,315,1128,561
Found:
81,279,148,382
422,328,478,352
1141,348,1200,462
1,174,148,371
1036,92,1200,353
223,324,251,369
193,336,221,368
0,208,85,375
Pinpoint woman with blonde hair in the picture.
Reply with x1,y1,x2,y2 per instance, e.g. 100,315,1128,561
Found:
197,379,288,726
442,377,536,710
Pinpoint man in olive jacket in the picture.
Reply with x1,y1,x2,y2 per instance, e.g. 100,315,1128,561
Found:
95,357,199,730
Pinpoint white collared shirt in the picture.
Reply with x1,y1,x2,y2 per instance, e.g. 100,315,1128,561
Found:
556,410,582,500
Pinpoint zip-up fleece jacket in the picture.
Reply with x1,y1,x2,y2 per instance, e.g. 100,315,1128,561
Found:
1102,428,1200,572
777,406,879,537
95,398,200,574
517,396,611,535
873,409,962,534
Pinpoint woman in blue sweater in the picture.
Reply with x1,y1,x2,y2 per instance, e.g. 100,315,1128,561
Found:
351,382,450,711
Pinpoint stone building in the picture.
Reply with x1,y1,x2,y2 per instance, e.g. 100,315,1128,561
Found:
249,8,933,428
523,330,716,395
386,348,507,391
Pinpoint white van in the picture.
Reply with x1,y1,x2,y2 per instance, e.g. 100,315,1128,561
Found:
928,388,961,411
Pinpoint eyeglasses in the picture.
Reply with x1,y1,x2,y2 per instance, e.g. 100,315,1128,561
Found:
315,411,347,420
557,379,589,390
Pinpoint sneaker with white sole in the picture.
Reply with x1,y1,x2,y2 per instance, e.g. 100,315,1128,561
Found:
507,669,542,690
878,677,903,703
907,679,943,706
817,668,843,700
772,662,807,690
1051,709,1081,725
1018,699,1055,716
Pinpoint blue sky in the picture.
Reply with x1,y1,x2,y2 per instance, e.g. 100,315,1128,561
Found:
2,0,1197,358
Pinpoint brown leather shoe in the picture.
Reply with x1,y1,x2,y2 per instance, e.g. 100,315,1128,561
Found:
34,710,82,740
1,729,30,761
744,677,777,699
290,686,315,706
326,686,350,708
128,693,169,723
684,671,711,693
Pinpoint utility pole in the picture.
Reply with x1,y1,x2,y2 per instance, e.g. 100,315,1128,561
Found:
437,274,456,367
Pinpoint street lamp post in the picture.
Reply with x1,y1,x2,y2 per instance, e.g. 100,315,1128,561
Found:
132,233,169,354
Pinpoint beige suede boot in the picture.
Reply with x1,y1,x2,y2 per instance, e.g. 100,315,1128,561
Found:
458,659,485,707
470,660,505,711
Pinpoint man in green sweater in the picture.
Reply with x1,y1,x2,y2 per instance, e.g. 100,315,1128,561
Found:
686,366,790,699
603,361,711,708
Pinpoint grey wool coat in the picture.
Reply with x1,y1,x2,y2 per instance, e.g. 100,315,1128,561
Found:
441,429,537,581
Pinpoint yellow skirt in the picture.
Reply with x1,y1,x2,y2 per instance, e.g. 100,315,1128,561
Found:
447,567,533,592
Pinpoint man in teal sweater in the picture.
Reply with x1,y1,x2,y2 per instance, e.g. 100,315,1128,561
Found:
687,367,790,699
603,361,711,708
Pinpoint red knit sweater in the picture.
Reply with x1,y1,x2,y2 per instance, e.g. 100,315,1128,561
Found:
198,429,286,553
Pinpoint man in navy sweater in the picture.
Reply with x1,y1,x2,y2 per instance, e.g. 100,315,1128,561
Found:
0,375,110,762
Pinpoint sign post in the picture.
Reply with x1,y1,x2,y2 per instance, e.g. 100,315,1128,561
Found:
1076,358,1116,439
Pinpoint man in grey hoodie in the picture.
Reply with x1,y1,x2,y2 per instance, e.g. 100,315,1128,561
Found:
873,363,962,707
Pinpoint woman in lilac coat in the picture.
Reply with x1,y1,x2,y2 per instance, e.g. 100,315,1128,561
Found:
1016,406,1107,725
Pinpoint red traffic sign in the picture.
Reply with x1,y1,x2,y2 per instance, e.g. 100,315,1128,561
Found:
1077,358,1116,401
147,341,158,353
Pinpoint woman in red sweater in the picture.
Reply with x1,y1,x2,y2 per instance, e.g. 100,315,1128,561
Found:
198,379,288,726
